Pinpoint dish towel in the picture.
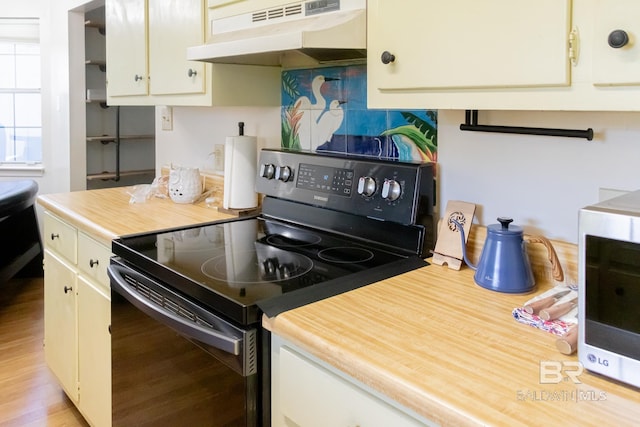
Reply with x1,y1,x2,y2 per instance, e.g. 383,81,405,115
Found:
512,285,578,336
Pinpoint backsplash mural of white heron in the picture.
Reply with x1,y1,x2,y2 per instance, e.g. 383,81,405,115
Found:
281,64,437,163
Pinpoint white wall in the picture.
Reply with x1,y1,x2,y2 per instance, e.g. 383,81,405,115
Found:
438,109,640,243
154,106,280,173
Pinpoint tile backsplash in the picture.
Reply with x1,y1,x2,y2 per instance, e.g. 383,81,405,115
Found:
281,64,437,163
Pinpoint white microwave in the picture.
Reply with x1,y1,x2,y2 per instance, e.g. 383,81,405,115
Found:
578,190,640,388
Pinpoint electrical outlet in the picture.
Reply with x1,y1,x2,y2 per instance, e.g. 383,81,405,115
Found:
599,187,629,202
160,106,173,131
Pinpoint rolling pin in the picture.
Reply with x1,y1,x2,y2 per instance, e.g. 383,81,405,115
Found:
556,325,578,355
523,289,571,314
539,298,577,321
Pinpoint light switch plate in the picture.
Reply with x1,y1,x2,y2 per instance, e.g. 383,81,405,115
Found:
160,106,173,131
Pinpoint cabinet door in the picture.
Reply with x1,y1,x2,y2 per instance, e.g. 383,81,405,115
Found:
43,250,79,403
368,0,571,91
279,346,427,427
105,0,148,97
78,275,112,427
592,0,640,86
148,0,206,95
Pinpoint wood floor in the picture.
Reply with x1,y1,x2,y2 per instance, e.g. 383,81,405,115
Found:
0,276,89,427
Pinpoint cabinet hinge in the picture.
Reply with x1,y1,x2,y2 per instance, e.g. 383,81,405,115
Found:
569,26,580,66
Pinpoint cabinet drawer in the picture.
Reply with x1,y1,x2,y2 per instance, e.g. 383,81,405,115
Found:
78,232,111,291
44,212,78,264
280,347,427,427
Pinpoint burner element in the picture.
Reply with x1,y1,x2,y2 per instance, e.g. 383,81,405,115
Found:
201,248,313,285
266,232,322,248
317,247,374,264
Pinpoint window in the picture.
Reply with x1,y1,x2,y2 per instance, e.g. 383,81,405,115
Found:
0,18,41,165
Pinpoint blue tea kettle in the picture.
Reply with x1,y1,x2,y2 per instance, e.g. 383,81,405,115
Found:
453,217,564,293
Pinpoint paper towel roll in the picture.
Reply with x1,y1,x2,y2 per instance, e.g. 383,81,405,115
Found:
223,135,258,209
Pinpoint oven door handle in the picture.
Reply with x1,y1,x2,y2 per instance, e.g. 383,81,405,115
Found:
108,264,242,355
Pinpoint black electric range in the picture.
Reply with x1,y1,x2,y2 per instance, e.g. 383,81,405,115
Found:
108,149,435,426
112,149,436,327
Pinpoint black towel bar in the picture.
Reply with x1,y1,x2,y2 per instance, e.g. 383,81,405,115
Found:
460,110,593,141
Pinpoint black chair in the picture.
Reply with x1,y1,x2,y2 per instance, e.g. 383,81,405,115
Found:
0,180,43,283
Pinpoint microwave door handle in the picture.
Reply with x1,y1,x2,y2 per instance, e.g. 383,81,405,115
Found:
108,264,241,355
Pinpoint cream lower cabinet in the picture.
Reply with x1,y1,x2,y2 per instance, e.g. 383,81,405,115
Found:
105,0,280,106
367,0,640,111
43,211,112,427
271,335,433,427
43,250,78,403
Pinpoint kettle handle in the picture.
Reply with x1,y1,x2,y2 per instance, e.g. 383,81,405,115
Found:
525,235,564,282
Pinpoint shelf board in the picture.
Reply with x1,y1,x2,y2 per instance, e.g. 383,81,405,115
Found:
86,59,106,72
84,20,105,35
86,169,155,181
86,134,155,143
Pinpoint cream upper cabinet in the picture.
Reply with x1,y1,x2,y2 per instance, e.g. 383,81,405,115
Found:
148,0,206,96
368,0,640,111
368,0,571,91
105,0,280,106
105,0,148,97
591,0,640,86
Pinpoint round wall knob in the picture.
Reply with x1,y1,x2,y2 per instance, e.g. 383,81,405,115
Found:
608,29,629,48
381,179,401,201
357,176,377,197
188,68,198,77
260,163,275,179
381,51,396,64
275,166,292,182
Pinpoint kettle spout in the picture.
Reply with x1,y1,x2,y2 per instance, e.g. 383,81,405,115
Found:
452,219,477,271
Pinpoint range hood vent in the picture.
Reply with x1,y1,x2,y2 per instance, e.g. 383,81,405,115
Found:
187,0,366,67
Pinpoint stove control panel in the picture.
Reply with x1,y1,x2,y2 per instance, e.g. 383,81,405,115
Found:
256,149,435,226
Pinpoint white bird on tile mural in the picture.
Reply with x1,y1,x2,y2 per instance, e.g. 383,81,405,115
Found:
294,75,339,150
314,100,346,147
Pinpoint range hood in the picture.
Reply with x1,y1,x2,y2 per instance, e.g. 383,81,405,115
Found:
187,0,366,67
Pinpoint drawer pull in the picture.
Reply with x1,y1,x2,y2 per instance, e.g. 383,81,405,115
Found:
188,68,197,77
90,259,99,268
50,233,60,240
64,286,73,294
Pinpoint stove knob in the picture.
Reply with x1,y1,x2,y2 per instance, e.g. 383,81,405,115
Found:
357,176,376,197
260,163,275,179
382,179,401,201
275,165,292,182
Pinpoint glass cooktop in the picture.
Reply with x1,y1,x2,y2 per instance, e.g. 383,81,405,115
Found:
112,216,422,325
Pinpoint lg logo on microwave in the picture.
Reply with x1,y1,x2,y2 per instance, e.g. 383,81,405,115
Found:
587,353,610,367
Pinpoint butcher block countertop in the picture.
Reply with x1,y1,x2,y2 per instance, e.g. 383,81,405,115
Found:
37,186,236,245
263,231,640,427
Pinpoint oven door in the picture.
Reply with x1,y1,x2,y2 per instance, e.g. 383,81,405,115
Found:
108,260,259,426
